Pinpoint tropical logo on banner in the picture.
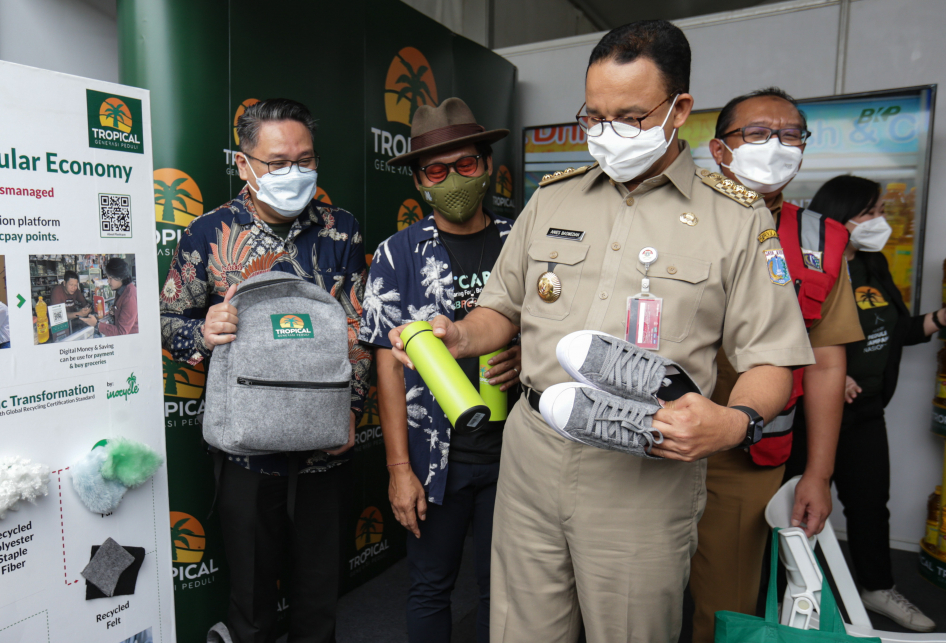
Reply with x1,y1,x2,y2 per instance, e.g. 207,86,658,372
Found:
233,98,260,146
397,198,423,230
359,386,380,428
170,511,219,590
492,165,515,211
315,187,332,205
154,169,203,227
496,165,513,198
385,47,438,126
162,349,205,398
356,507,384,549
86,89,145,154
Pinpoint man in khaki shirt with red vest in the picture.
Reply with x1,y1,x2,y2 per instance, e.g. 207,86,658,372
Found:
689,88,863,643
388,21,814,643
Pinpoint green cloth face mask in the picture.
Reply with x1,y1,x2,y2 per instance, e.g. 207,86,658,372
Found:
418,172,491,224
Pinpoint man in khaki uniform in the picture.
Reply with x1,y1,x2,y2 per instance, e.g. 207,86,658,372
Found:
387,21,814,642
689,88,864,643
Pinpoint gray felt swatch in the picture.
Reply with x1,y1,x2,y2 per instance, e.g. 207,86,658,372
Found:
80,537,134,596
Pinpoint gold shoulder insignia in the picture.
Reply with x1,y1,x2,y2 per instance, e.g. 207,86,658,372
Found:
757,229,778,243
539,163,597,187
696,167,761,207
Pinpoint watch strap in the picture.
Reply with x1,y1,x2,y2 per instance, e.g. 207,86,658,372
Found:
731,405,764,447
932,309,945,330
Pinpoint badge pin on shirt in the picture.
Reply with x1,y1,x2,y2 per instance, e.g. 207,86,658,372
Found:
626,247,663,350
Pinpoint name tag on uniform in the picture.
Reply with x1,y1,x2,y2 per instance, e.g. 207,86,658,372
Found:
546,228,585,242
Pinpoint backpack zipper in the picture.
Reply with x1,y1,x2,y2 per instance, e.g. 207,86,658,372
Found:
235,277,299,296
237,377,348,389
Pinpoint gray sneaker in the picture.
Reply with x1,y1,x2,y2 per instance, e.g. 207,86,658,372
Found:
539,382,663,458
556,330,700,402
860,587,936,632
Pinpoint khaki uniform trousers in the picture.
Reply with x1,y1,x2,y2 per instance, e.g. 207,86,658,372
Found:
689,449,785,643
490,397,706,643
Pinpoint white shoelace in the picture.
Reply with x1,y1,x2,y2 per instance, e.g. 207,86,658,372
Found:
884,588,923,614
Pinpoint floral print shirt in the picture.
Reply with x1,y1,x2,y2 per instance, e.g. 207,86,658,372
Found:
358,212,513,503
160,187,371,474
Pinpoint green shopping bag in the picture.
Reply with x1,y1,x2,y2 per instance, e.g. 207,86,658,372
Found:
714,528,882,642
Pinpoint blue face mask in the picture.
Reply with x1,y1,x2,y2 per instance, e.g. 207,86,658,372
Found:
245,161,318,218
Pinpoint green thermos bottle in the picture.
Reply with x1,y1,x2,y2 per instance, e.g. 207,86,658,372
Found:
400,321,490,433
479,349,508,421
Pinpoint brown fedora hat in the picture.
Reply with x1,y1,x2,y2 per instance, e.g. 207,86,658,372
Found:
387,97,509,166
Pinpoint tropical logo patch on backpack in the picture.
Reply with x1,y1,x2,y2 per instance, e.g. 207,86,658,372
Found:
270,314,314,339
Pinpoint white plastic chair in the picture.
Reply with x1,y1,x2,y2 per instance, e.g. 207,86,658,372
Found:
764,476,946,642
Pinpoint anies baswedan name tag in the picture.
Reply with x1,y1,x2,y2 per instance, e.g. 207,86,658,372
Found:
546,228,585,241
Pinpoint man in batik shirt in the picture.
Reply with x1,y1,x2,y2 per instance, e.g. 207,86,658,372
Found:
159,99,369,643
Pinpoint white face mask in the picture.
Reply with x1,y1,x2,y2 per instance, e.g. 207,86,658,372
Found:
245,160,318,218
849,216,892,252
721,138,802,194
587,95,679,183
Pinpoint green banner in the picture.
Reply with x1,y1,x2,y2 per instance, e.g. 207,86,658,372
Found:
117,0,517,639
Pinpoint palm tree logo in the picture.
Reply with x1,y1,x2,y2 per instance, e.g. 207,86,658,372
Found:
154,169,203,227
384,47,438,126
169,512,205,563
496,166,513,197
856,286,888,310
99,97,132,133
356,507,384,550
162,350,205,398
280,315,305,329
359,386,380,428
397,199,424,230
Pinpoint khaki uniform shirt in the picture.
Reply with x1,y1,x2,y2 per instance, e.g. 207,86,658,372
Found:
712,195,864,404
478,142,815,397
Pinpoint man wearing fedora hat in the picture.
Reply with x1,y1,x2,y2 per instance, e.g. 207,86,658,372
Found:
359,97,521,643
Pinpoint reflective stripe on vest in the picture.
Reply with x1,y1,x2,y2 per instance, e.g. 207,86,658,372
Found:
748,202,848,467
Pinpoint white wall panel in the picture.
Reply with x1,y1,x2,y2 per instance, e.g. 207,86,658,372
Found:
0,0,118,83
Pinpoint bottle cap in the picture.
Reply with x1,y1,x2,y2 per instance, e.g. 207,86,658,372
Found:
400,320,433,350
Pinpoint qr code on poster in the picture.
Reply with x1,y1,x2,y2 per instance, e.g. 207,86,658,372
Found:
99,193,132,238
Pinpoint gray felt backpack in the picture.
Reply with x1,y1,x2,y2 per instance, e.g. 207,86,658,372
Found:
202,271,351,455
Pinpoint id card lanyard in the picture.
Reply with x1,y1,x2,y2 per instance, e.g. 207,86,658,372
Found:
626,247,663,351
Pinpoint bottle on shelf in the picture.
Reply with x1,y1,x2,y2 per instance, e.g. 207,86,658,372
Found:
94,285,105,318
35,296,49,344
927,486,942,548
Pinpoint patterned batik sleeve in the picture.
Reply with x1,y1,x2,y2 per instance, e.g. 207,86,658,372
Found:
159,226,214,366
358,237,401,350
344,225,371,423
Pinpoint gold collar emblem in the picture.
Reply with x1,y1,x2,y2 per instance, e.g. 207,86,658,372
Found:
680,212,698,226
537,271,562,303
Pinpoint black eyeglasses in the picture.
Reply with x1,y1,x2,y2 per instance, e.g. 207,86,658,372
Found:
243,152,319,175
418,155,483,184
576,95,676,139
719,126,811,147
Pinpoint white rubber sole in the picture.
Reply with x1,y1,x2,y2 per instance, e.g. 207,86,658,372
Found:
555,330,612,388
539,382,599,448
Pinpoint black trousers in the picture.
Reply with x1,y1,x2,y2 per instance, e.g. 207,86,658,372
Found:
405,460,499,643
217,459,342,643
785,395,894,590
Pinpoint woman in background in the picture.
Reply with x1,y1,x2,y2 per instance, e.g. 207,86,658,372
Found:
792,175,943,632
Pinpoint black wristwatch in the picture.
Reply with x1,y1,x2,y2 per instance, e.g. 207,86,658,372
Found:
732,406,764,448
932,308,946,331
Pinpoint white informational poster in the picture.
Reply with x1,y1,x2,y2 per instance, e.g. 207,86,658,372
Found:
0,61,174,642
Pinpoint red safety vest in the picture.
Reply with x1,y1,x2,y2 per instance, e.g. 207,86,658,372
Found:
748,202,849,467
